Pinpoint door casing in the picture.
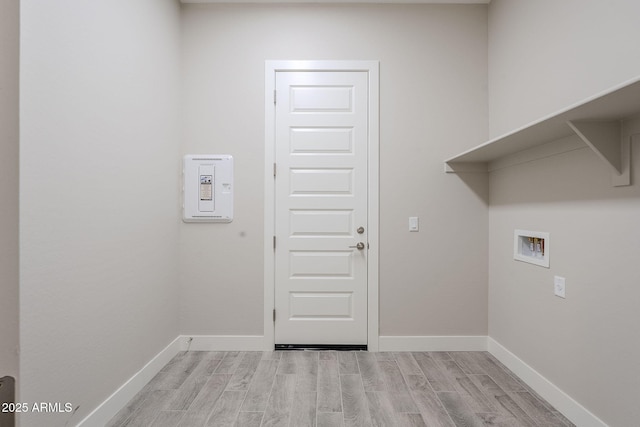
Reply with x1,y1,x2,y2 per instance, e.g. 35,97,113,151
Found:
263,60,380,351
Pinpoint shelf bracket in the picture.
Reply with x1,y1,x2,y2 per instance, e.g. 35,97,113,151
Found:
566,120,630,186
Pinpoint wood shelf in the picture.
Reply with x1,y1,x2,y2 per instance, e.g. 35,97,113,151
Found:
445,76,640,185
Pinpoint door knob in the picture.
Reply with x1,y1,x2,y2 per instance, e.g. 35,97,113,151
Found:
349,242,365,250
357,226,365,234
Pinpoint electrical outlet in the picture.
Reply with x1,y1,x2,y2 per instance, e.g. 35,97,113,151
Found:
554,276,566,298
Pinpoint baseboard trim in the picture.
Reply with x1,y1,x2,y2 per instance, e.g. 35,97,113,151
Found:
488,337,608,427
378,335,488,352
75,335,264,426
181,335,266,351
80,334,608,427
76,336,182,427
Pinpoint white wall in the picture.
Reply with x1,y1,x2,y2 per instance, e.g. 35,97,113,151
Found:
488,0,640,138
488,1,640,425
19,1,182,425
0,0,20,385
180,4,489,338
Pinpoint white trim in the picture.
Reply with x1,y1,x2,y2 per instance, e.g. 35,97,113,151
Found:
76,335,265,426
76,336,182,427
182,335,266,351
264,62,277,351
264,60,380,351
366,62,380,352
379,336,488,352
488,338,609,427
79,334,609,427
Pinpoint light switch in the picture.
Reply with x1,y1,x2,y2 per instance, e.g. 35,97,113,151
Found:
409,217,419,232
554,276,566,298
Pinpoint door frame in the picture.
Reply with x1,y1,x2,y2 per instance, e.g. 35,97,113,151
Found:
263,60,380,351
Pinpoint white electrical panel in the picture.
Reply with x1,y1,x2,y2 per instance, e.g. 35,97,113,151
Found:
514,229,549,268
183,155,233,223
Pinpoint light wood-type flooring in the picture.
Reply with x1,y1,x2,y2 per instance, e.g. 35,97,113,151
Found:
107,350,575,427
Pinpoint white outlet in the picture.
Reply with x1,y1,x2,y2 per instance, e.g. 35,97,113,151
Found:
554,276,566,298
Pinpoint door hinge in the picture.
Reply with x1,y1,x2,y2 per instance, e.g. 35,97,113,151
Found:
273,162,276,178
273,235,276,250
273,309,276,322
273,90,277,105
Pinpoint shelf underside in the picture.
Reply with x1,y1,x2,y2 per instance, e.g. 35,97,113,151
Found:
446,77,640,165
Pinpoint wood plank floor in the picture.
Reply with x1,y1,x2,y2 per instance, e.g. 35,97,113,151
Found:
106,351,575,427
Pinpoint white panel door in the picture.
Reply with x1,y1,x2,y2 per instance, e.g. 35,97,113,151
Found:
274,70,369,345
